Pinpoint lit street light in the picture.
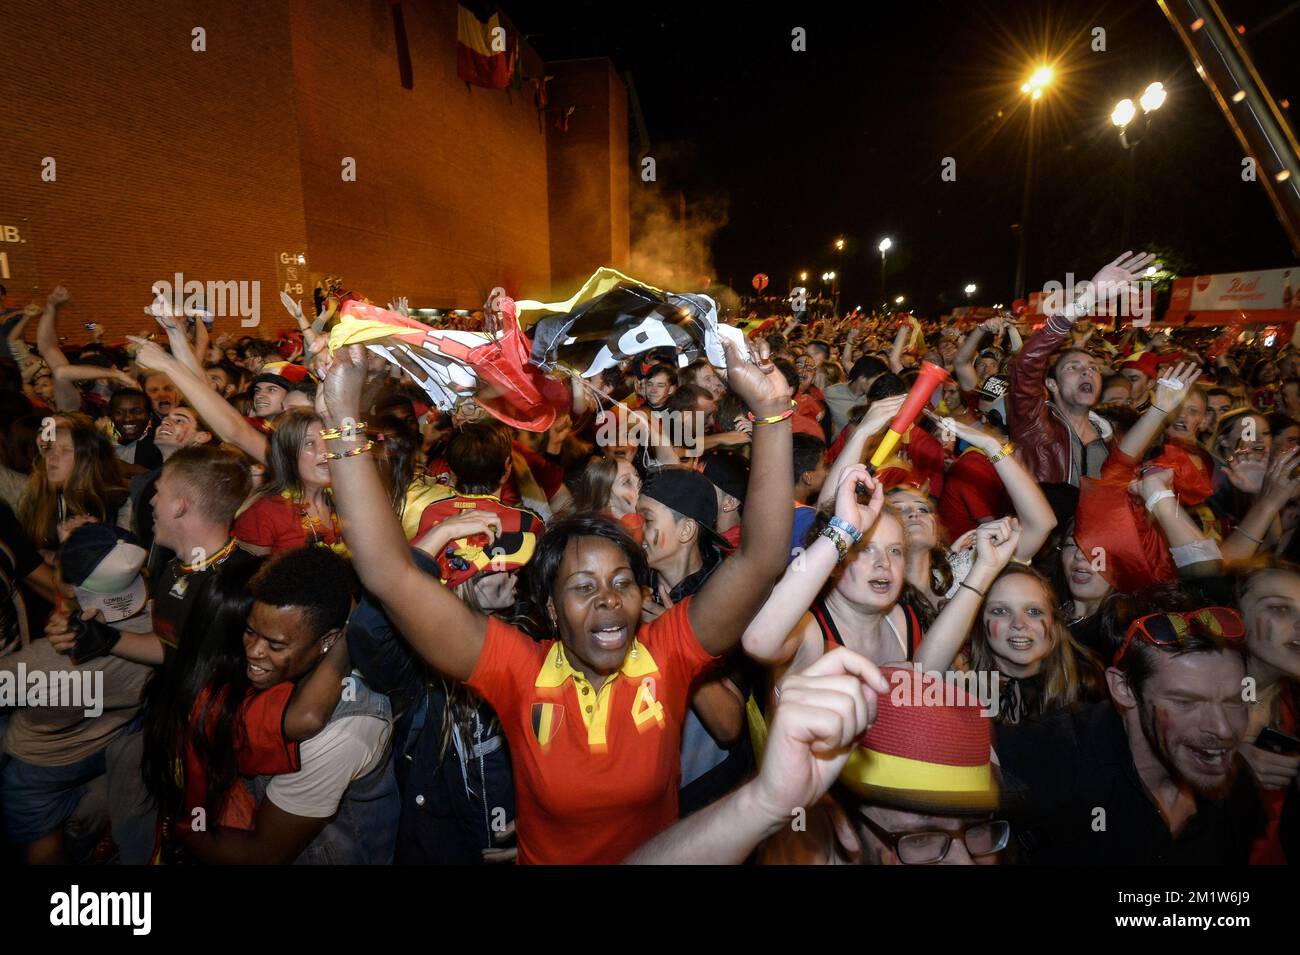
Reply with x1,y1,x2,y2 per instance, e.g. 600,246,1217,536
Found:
964,283,977,303
895,295,905,305
833,238,845,316
1112,81,1168,248
878,237,893,306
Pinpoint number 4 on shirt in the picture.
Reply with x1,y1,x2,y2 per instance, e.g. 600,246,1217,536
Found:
631,677,665,732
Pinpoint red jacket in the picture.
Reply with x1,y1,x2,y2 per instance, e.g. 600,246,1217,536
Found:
1008,316,1110,485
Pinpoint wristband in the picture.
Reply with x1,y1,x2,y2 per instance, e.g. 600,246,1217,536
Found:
986,442,1015,465
746,400,798,426
319,422,366,441
324,440,375,461
820,525,851,562
958,581,985,598
1235,527,1264,545
827,515,863,543
1144,489,1176,512
1155,376,1185,392
1151,404,1173,416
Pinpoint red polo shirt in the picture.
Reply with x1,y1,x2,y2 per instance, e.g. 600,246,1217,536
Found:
468,599,714,864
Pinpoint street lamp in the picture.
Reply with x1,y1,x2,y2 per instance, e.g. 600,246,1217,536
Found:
1112,81,1168,248
1014,64,1054,304
878,237,893,306
895,295,905,305
799,271,808,282
964,283,977,303
833,238,845,316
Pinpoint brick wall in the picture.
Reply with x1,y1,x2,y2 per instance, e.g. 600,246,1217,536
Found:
1,0,627,346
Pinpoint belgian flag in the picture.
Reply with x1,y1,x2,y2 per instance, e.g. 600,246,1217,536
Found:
456,3,517,90
530,702,564,749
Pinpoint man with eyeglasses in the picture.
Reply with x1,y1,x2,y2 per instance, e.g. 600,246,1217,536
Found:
628,656,1014,865
995,584,1265,865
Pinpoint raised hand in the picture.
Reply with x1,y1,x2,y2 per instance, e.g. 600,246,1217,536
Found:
1261,448,1300,506
46,285,70,309
833,464,883,535
319,343,368,426
936,413,1001,456
125,335,174,372
973,517,1021,573
1085,251,1157,319
1129,465,1174,502
1225,444,1269,494
751,648,890,822
859,393,906,437
1152,361,1202,413
721,337,790,415
146,293,181,333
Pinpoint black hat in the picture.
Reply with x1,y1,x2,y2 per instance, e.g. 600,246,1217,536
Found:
640,467,726,548
701,450,749,505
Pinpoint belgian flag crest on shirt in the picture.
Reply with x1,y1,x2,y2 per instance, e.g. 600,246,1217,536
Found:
531,702,564,748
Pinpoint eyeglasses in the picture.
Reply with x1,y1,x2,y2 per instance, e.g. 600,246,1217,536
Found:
858,813,1009,864
1113,606,1245,666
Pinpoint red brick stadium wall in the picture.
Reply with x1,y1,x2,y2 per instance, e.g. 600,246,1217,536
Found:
286,0,553,313
546,59,631,298
1,0,627,345
0,0,310,343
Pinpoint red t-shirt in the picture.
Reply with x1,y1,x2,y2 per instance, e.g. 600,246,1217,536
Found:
179,682,300,834
233,494,343,554
467,600,714,864
938,448,1013,539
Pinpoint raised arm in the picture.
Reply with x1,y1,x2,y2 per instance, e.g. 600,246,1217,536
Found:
888,322,909,374
939,414,1056,559
1117,362,1201,460
689,338,794,655
147,297,205,378
320,344,486,682
954,318,999,391
815,395,906,510
128,336,269,462
36,286,82,410
627,648,887,864
914,517,1021,672
1222,449,1300,562
52,364,137,390
744,467,882,667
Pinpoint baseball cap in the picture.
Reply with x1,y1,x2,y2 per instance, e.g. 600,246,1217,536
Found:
639,467,727,548
251,361,312,392
59,523,148,623
701,449,749,504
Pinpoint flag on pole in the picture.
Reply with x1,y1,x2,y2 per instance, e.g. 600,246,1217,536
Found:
456,3,516,90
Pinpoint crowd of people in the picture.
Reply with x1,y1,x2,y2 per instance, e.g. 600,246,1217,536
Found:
0,248,1297,865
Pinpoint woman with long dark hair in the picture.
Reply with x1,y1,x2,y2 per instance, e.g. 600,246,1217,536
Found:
141,556,351,861
17,412,128,553
233,409,341,554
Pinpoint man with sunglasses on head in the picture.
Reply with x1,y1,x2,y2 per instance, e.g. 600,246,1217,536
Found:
996,583,1265,864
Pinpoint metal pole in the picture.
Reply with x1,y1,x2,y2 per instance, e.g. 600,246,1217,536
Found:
1120,141,1138,251
1014,104,1038,303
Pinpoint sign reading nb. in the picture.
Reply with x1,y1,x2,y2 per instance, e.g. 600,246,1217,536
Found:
0,217,39,299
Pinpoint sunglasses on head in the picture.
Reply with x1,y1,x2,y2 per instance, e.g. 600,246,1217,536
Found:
1113,606,1245,666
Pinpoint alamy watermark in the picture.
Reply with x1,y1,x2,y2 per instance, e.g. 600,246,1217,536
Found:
151,272,261,327
595,409,708,457
889,662,1001,718
0,664,103,717
1041,273,1154,328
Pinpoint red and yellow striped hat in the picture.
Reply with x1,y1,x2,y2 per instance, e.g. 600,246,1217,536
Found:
838,665,1004,814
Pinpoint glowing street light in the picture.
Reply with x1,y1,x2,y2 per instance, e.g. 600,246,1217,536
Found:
799,271,808,282
1139,81,1167,113
964,283,977,295
834,238,845,251
895,295,905,305
1021,65,1053,100
878,237,893,304
1111,98,1137,128
877,237,892,253
1112,81,1169,247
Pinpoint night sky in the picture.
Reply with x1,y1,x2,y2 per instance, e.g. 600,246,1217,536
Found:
512,0,1300,314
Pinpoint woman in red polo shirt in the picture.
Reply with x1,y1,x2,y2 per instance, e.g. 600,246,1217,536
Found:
319,339,794,864
233,409,343,555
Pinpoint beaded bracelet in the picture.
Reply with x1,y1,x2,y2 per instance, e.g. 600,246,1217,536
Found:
324,440,375,461
820,525,851,562
746,400,798,426
319,422,367,441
